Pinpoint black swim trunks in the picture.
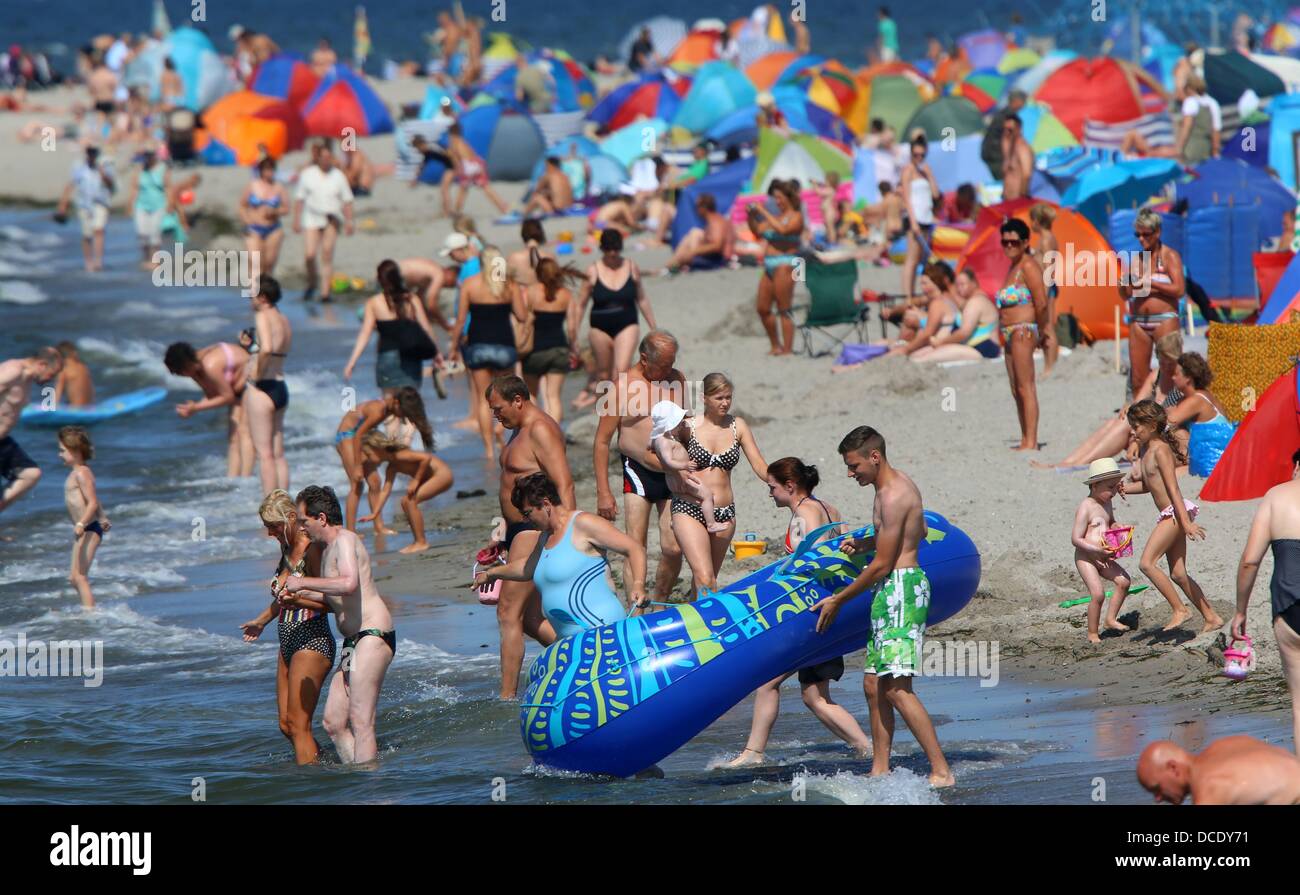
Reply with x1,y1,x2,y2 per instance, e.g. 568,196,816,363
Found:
0,436,38,485
622,454,671,502
340,628,396,684
797,656,845,685
503,519,537,551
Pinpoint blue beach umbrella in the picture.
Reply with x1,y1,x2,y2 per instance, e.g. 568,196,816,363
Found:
1062,157,1183,232
1177,157,1296,240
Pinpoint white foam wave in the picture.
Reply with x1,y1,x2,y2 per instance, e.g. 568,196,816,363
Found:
0,280,48,304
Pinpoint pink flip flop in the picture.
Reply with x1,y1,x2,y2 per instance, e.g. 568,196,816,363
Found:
1222,635,1255,681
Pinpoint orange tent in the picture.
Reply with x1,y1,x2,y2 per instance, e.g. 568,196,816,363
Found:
746,50,800,89
200,90,305,164
667,31,721,70
958,198,1127,339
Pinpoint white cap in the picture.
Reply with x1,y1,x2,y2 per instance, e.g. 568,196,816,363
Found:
228,24,247,42
649,400,687,442
439,232,470,256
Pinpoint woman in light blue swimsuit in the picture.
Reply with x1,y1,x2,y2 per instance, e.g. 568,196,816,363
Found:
241,157,289,274
749,179,804,355
475,473,648,638
996,218,1047,452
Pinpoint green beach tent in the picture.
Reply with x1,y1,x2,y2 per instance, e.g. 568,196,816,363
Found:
866,74,925,136
904,95,985,142
751,128,852,192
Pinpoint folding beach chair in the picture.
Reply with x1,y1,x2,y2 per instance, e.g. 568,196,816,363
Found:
795,259,869,358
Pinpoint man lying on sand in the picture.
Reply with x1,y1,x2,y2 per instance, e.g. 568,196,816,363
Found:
1137,735,1300,804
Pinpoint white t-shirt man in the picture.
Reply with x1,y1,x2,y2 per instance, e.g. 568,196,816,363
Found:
295,164,354,230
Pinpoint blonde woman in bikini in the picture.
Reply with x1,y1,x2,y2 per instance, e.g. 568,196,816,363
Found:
995,218,1048,451
1121,399,1223,633
1122,209,1185,397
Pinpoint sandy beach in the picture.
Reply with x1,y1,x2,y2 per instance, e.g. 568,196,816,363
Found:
1,76,1289,758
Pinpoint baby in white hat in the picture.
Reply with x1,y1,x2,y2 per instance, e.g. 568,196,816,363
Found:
1071,458,1134,643
649,400,728,534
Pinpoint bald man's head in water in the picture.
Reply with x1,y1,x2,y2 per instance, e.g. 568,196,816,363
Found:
1136,741,1193,804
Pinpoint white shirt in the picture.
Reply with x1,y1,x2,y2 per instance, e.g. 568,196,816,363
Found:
1181,94,1222,131
295,165,354,218
105,40,129,73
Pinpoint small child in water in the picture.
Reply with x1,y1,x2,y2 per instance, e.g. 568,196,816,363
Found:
59,425,109,608
1123,399,1223,633
1071,458,1133,643
648,401,728,534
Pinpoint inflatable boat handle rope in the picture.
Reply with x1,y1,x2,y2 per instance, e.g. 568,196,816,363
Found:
519,524,866,709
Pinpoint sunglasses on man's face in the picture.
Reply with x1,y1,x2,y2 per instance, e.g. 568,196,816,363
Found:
1001,238,1022,247
1134,230,1154,239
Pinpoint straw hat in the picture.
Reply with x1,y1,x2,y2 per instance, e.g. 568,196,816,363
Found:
1083,458,1125,484
649,400,687,441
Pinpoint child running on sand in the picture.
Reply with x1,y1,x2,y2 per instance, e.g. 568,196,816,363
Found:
648,401,729,534
1122,399,1223,633
1072,458,1133,643
59,426,108,608
358,429,454,554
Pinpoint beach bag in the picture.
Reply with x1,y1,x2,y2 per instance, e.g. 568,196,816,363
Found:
1055,312,1087,348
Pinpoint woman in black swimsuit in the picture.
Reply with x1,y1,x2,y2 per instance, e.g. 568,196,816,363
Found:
671,373,769,596
449,245,527,460
572,229,657,394
342,259,439,394
522,256,580,423
244,276,292,493
241,489,336,765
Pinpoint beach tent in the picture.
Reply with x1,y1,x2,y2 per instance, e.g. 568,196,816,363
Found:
619,16,689,64
1018,104,1078,152
1203,51,1287,106
1177,158,1295,241
249,54,320,109
599,117,669,168
727,7,791,68
964,68,1008,103
904,96,984,142
949,79,997,113
417,84,466,120
124,26,236,112
1263,22,1300,55
958,198,1125,339
1251,53,1300,93
1269,95,1300,191
670,156,757,247
419,103,545,182
957,28,1008,71
666,29,723,71
586,72,690,133
525,136,627,200
853,74,926,137
1224,120,1272,169
479,32,527,83
783,59,859,121
1033,57,1168,140
1010,49,1078,96
705,87,855,149
926,134,993,193
1201,367,1300,502
746,50,802,89
1061,157,1182,233
479,51,596,114
198,90,305,165
672,62,757,134
301,65,392,136
1261,252,1300,323
1035,146,1121,197
751,128,851,193
997,48,1040,75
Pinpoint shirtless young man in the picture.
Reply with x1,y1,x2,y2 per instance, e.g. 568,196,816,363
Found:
54,341,95,407
486,375,573,698
814,426,954,787
0,347,63,517
397,257,456,332
1000,115,1034,202
665,193,734,274
593,331,687,602
164,340,255,477
285,485,394,765
1138,735,1300,804
521,157,574,218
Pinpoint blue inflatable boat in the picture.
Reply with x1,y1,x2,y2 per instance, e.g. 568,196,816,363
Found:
20,387,168,427
520,511,981,777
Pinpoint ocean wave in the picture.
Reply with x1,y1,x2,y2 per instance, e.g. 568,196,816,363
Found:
0,280,48,305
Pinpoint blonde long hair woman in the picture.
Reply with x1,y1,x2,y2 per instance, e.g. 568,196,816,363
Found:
449,245,527,460
240,489,336,765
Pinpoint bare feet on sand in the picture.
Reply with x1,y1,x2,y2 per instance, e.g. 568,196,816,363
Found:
1163,608,1192,630
1088,633,1102,644
723,748,765,768
399,542,431,554
1201,614,1225,633
1104,620,1131,633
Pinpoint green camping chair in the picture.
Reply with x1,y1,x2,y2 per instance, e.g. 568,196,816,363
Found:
795,259,869,358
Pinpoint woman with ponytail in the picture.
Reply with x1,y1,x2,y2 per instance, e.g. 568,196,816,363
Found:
725,456,868,767
1122,399,1223,633
522,256,580,423
343,258,439,394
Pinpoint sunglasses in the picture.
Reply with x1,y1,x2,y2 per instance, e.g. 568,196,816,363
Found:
1001,238,1022,247
1133,230,1154,238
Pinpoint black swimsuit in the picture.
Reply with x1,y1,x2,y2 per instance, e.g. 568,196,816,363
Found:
590,264,638,338
1271,539,1300,635
253,351,289,411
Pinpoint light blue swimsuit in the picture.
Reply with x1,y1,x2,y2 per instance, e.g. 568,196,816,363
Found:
534,512,628,638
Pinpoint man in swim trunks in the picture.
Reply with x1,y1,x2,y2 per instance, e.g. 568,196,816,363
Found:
593,331,686,603
1138,735,1300,804
0,347,62,517
488,375,573,699
164,340,255,477
1000,114,1034,201
285,485,393,764
814,426,954,787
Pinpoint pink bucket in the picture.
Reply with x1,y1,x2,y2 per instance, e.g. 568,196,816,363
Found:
473,561,502,605
1103,525,1134,558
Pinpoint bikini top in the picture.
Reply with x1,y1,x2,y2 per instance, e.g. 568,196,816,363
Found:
995,269,1033,309
686,418,740,471
785,495,836,552
248,192,282,208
